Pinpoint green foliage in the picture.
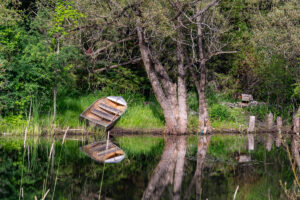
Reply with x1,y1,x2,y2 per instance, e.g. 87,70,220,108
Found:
210,104,232,121
91,66,150,94
116,102,165,130
50,0,85,36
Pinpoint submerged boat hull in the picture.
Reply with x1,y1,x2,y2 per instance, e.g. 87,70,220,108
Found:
80,96,127,130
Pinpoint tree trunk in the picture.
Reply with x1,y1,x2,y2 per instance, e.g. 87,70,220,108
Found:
198,61,211,132
196,9,211,133
142,136,187,200
173,136,187,200
136,18,187,135
183,135,211,200
195,135,211,200
52,40,59,124
176,27,188,134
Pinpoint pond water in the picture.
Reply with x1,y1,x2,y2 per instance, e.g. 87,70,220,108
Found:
0,134,295,200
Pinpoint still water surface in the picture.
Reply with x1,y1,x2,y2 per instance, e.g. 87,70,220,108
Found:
0,134,295,200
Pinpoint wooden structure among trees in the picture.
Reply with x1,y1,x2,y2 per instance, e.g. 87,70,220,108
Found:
241,94,253,107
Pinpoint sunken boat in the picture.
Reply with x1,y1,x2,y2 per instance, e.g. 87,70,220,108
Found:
80,96,127,131
81,140,125,163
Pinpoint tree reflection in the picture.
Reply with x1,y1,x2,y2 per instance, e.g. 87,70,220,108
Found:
142,135,211,200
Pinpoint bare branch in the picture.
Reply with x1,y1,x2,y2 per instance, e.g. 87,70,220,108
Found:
192,0,220,19
86,36,135,57
93,57,142,73
207,50,237,60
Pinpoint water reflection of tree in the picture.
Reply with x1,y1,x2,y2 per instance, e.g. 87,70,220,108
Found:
142,135,211,200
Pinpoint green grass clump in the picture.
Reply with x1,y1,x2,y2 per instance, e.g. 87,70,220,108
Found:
116,136,164,157
116,102,164,130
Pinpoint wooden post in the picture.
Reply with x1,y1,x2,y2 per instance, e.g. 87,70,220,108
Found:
248,116,255,151
248,116,255,133
248,134,254,151
267,112,273,130
276,116,282,147
265,113,273,151
293,106,300,134
266,134,273,151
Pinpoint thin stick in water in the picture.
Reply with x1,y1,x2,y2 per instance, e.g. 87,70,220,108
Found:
41,189,50,200
233,185,239,200
62,127,69,145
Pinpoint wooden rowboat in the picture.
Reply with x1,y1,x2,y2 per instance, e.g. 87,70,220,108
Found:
81,140,125,163
80,96,127,130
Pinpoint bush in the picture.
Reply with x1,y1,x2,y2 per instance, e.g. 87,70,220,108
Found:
210,104,232,121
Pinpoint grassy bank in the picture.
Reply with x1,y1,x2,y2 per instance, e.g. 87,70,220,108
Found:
0,88,281,135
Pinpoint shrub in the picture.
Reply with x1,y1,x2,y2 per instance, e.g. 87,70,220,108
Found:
210,104,232,121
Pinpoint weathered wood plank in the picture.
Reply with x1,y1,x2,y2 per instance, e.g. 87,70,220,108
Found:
99,103,121,115
91,109,115,121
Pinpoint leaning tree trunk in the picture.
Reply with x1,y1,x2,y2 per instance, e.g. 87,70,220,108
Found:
136,18,188,134
143,136,187,200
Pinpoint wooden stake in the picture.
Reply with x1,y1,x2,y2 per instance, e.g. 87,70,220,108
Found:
267,112,273,130
248,116,255,151
276,117,282,147
266,134,273,151
233,185,239,200
248,116,255,133
248,134,254,151
276,116,283,130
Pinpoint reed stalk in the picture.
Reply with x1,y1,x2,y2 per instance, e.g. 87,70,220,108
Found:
42,141,54,196
18,96,32,200
51,127,69,200
98,163,106,200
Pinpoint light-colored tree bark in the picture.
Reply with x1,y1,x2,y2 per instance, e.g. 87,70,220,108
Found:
142,136,187,200
184,135,211,200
